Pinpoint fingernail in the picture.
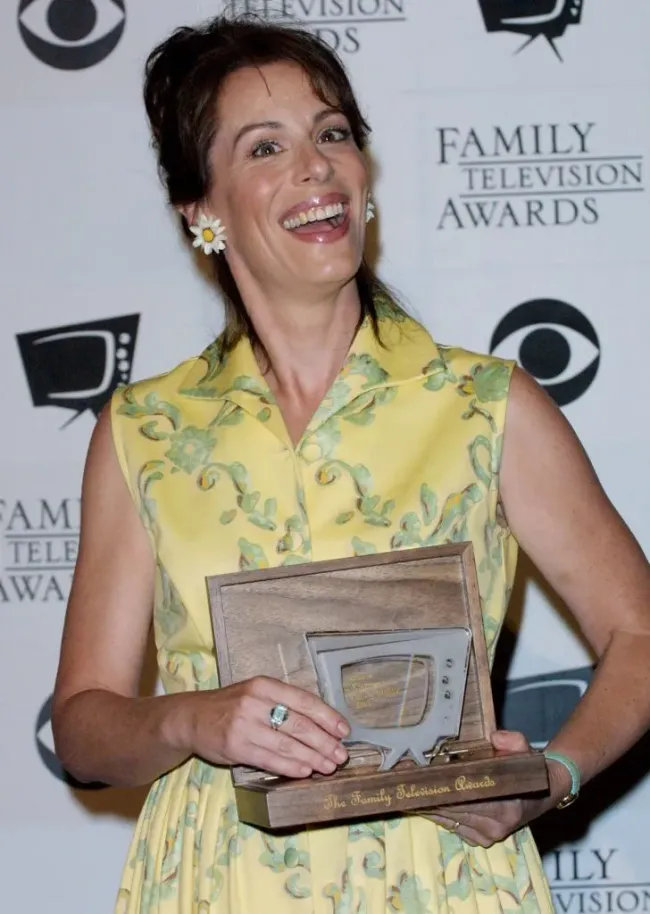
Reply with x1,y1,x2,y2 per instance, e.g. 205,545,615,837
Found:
299,766,311,778
338,721,350,736
335,747,348,763
323,760,336,774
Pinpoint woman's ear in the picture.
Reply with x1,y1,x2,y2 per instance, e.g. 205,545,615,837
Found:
178,203,200,228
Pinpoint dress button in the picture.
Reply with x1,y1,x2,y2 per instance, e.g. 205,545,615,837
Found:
299,440,322,464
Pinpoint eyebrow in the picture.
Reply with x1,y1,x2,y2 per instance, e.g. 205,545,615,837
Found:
232,107,343,149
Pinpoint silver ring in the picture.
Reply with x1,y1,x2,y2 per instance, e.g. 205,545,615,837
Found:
269,704,289,730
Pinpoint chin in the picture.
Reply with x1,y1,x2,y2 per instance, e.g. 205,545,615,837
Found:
302,252,362,287
308,268,359,291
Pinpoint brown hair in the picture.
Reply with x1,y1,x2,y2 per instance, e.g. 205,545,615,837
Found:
143,13,398,351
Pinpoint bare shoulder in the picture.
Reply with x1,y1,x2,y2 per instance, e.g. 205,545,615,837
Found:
86,400,119,472
77,397,155,585
501,363,620,527
503,364,582,445
500,367,650,651
80,399,138,514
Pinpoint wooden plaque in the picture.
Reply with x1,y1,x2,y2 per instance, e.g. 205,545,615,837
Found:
207,544,548,829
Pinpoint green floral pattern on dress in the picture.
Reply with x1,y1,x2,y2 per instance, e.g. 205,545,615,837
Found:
259,834,312,898
324,863,367,914
110,304,553,914
388,873,432,914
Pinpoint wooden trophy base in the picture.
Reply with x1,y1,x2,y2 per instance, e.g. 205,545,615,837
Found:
207,545,551,830
233,748,549,830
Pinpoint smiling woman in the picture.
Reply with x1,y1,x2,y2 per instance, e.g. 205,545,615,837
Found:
142,16,390,356
50,10,650,914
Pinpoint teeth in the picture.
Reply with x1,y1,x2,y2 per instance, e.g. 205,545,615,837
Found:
282,201,345,230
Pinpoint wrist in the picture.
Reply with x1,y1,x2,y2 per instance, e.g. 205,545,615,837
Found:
547,758,572,803
544,749,581,809
158,693,198,757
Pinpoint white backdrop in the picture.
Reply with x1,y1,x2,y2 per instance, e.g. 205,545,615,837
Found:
2,1,649,911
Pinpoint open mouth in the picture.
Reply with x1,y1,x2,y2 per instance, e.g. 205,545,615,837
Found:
282,201,348,233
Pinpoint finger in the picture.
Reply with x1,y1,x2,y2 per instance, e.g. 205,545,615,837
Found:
419,812,459,831
456,826,493,848
281,708,349,767
415,798,522,832
440,802,524,839
415,813,491,848
490,729,531,753
250,690,348,766
425,811,483,833
249,718,341,777
244,740,315,780
250,677,350,739
437,799,523,818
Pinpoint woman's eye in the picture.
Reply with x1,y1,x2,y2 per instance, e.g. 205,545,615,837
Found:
251,140,281,158
319,126,352,143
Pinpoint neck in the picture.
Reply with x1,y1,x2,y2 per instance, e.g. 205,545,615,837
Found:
238,278,363,407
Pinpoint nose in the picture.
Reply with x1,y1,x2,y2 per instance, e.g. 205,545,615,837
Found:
296,140,334,184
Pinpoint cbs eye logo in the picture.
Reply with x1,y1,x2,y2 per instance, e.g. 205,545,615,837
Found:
18,0,125,70
490,299,600,407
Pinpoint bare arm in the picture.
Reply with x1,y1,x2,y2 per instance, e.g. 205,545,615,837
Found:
51,406,195,786
52,406,349,788
499,366,650,786
419,367,650,846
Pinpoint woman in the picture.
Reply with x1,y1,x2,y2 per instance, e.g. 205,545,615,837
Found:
51,13,650,914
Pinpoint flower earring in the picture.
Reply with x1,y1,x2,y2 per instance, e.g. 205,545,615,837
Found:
189,213,227,255
366,196,376,224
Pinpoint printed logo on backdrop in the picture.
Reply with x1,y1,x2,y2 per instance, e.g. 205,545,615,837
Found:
0,497,79,603
477,0,583,61
489,299,600,406
225,0,408,54
436,123,644,230
17,314,140,429
503,671,650,906
18,0,126,70
546,848,650,913
501,665,593,747
500,666,639,912
36,695,106,789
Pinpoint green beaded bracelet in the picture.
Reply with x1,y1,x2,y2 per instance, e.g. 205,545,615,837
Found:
543,750,581,809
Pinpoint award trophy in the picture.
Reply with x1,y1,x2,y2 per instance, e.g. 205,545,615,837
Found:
207,544,548,829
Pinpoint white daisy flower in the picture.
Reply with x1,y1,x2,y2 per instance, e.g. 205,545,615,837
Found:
190,214,227,254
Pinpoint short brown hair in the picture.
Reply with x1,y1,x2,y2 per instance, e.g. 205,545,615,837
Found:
143,14,396,351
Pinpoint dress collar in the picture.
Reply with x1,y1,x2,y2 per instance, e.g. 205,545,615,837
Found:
176,295,442,441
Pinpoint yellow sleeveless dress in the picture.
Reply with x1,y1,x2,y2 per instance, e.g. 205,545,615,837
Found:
110,302,553,914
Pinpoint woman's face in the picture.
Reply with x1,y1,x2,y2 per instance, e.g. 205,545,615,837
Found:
201,61,369,298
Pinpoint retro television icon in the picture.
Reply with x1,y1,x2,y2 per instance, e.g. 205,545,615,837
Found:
307,628,472,770
477,0,584,57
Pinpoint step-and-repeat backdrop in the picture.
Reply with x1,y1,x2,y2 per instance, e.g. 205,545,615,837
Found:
1,1,649,910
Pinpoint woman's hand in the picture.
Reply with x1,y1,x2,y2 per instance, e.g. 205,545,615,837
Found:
168,676,350,779
415,730,571,847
